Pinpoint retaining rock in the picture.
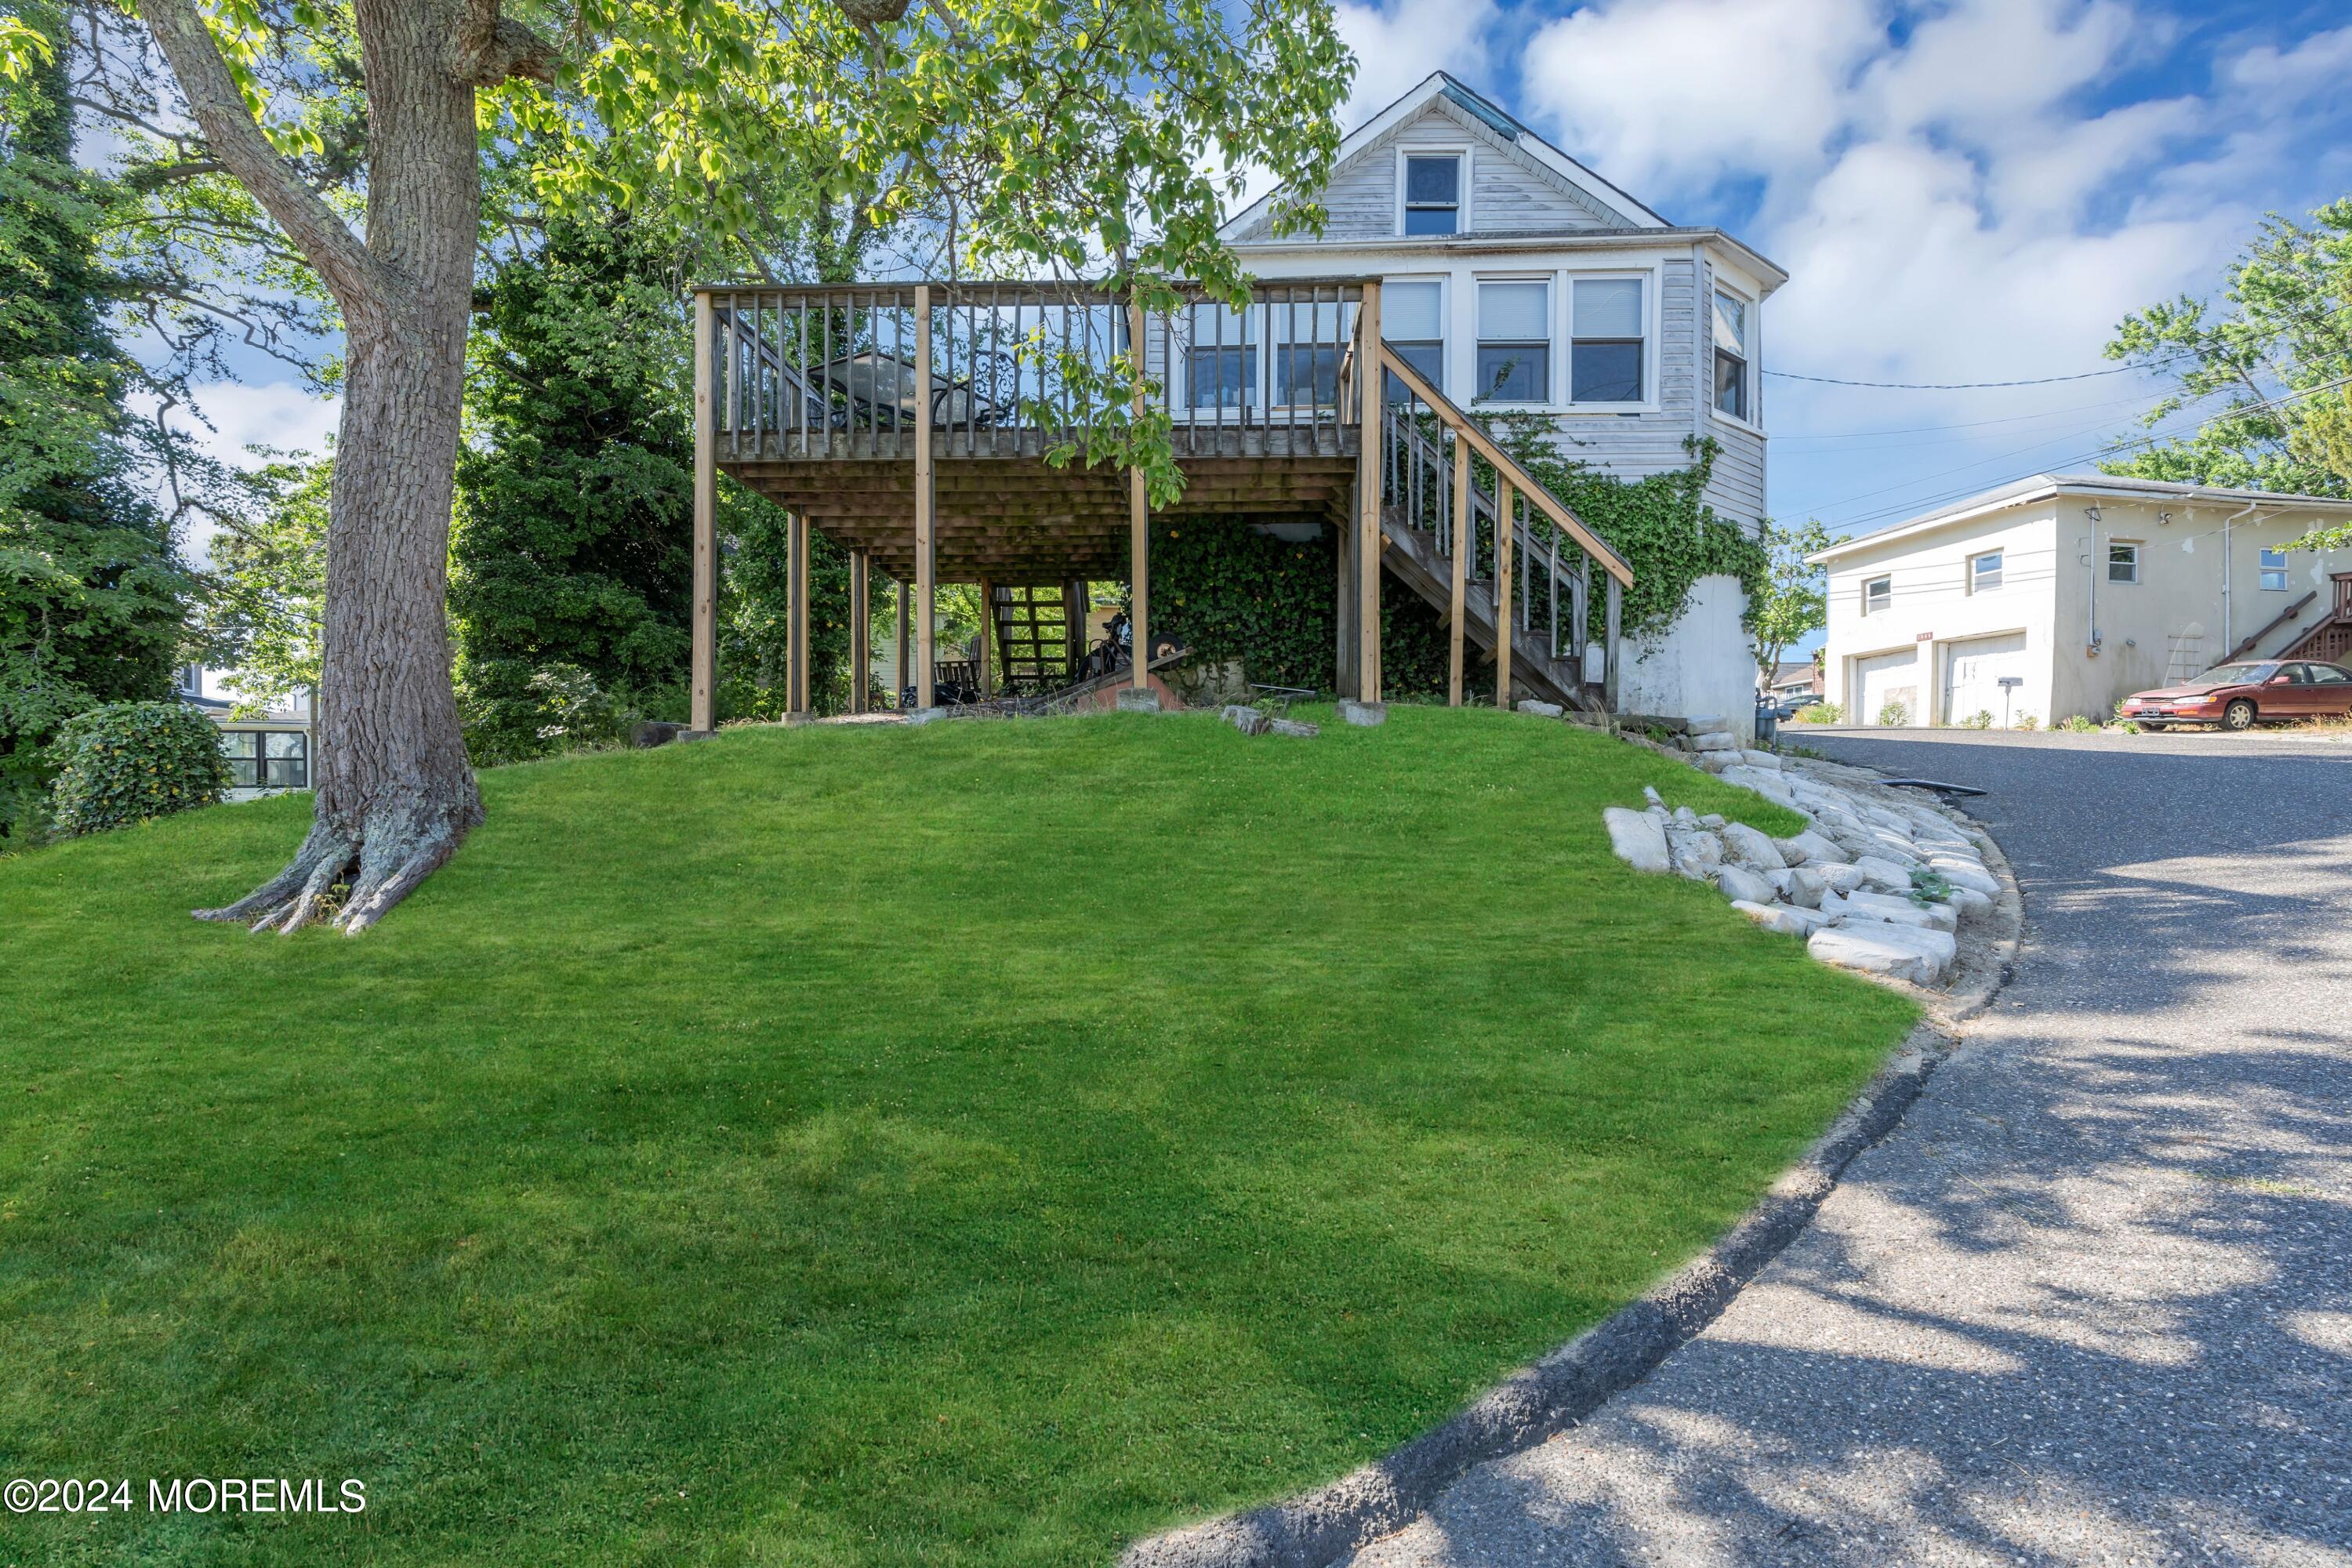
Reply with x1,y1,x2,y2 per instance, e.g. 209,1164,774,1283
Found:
1604,808,1670,874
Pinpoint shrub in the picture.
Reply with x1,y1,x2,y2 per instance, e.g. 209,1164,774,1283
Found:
48,702,230,837
2015,713,2040,731
1792,700,1842,724
1959,709,1994,730
2060,713,2100,733
1876,699,1910,727
460,660,628,765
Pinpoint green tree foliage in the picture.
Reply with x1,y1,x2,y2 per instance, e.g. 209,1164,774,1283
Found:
0,5,191,840
1489,427,1767,638
47,699,227,836
194,454,326,712
452,213,697,759
1748,516,1831,688
2105,200,2352,523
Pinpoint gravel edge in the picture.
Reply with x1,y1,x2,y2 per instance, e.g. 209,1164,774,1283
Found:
1116,804,2024,1568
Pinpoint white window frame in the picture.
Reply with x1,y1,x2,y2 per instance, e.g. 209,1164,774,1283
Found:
1395,147,1471,238
2259,546,2289,591
1564,269,1656,410
1711,281,1761,433
2107,540,2141,585
1969,550,2003,593
1472,272,1555,410
1863,575,1892,615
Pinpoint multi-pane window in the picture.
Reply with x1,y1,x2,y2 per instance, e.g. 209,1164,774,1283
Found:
1970,550,2003,592
2107,542,2140,584
223,730,308,789
1272,299,1350,407
1185,303,1257,409
1864,575,1891,615
2259,546,2289,590
1570,278,1644,403
1713,289,1751,420
1475,280,1550,404
1381,281,1443,401
1403,155,1461,236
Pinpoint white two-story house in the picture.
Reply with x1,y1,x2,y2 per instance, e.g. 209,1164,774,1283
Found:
1223,71,1787,728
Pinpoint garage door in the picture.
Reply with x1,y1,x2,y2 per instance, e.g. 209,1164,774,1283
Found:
1944,632,2027,725
1853,648,1920,726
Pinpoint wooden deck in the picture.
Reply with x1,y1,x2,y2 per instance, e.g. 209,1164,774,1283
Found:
684,277,1632,726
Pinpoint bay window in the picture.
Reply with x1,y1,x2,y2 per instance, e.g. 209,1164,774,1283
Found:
1476,280,1550,404
1570,277,1645,403
1714,289,1752,420
1381,280,1444,401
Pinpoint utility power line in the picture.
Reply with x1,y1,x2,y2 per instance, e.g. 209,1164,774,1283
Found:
1766,353,2193,391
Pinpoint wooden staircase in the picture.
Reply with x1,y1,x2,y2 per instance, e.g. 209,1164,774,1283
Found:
1371,349,1629,713
986,582,1091,693
2276,572,2352,666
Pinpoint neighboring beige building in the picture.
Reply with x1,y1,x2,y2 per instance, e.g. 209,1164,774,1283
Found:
1811,474,2352,728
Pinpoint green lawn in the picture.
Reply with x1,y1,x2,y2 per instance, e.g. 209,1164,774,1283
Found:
0,706,1914,1566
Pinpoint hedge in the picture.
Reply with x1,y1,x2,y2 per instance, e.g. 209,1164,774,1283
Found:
48,702,230,837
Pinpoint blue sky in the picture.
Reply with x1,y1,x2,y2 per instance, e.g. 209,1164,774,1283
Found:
176,0,2352,569
1327,0,2352,545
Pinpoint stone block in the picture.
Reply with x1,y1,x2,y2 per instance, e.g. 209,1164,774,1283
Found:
1779,829,1846,867
1268,717,1320,738
1852,855,1917,894
1116,688,1163,713
1604,807,1671,874
1516,699,1565,719
1809,926,1944,985
1817,861,1868,894
630,720,684,749
1337,699,1387,727
1737,749,1782,769
1686,713,1731,736
1221,704,1270,736
1720,821,1784,873
1784,866,1828,909
1690,730,1737,753
1715,864,1779,906
1731,899,1828,935
1844,888,1958,932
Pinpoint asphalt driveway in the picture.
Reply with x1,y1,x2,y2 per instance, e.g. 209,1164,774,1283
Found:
1346,728,2352,1567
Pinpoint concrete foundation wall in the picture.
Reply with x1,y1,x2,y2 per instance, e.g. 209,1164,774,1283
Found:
1618,573,1756,742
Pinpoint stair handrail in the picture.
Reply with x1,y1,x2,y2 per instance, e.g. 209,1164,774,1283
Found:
2220,589,2317,663
1381,406,1589,655
1374,347,1634,586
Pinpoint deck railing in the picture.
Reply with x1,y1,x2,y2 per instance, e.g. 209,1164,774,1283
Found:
697,279,1371,462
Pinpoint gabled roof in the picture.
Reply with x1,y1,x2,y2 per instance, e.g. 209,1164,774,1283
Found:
1808,473,2352,564
1218,71,1671,244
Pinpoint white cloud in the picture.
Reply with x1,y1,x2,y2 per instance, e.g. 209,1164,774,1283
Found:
1334,0,1499,129
1523,0,1882,194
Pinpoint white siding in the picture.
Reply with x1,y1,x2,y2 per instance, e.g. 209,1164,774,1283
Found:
1235,99,1630,243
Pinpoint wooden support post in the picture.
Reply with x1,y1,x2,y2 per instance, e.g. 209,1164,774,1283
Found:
787,511,811,717
690,290,717,733
1603,573,1624,712
849,550,870,713
1334,512,1359,699
976,579,996,699
1448,429,1470,706
1128,297,1150,691
895,577,910,707
1495,478,1515,710
914,285,937,710
1355,281,1383,702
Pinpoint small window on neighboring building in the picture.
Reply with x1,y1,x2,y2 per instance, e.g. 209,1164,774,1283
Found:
2259,546,2288,590
1185,303,1258,409
1970,550,2003,593
1713,289,1751,421
1475,280,1550,404
1402,154,1461,236
1864,575,1891,615
1570,277,1645,403
2107,542,2140,584
1381,281,1444,401
222,731,308,789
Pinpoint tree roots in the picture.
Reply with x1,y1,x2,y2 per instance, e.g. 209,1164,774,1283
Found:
193,804,475,936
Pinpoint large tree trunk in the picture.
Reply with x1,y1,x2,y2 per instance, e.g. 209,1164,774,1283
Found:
147,0,515,933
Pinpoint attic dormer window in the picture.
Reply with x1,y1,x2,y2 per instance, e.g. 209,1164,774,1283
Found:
1403,155,1461,236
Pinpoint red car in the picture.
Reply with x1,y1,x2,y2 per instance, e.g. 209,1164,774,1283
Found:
2121,659,2352,730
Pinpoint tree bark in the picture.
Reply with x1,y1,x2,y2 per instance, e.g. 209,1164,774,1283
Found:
143,0,510,932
